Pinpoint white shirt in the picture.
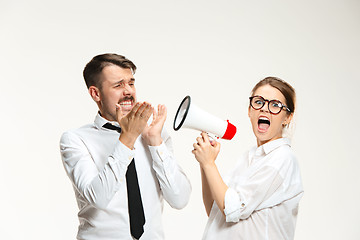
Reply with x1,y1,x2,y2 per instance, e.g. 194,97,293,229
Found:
60,113,192,240
202,138,303,240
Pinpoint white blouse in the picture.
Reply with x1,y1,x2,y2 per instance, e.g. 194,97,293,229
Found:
202,138,303,240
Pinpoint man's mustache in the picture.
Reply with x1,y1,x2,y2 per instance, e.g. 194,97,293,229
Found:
118,96,135,103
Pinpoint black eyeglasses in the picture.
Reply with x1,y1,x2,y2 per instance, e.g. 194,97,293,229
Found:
249,95,291,115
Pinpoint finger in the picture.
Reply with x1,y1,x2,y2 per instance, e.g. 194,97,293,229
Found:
134,102,149,118
145,104,155,119
191,148,198,155
115,103,123,116
193,143,200,149
115,104,123,121
128,102,142,118
196,137,204,145
152,106,158,122
139,103,153,120
201,132,210,143
158,104,167,117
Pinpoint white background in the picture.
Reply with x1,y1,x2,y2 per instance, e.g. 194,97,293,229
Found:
1,0,359,239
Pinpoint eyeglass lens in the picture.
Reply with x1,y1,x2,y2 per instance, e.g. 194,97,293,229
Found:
251,96,283,114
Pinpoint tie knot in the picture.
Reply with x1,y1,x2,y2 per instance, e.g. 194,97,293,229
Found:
102,123,121,133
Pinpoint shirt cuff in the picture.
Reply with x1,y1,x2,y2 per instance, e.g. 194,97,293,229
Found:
224,188,246,222
148,142,171,163
109,140,135,166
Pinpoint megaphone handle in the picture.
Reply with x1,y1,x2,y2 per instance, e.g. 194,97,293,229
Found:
206,132,219,146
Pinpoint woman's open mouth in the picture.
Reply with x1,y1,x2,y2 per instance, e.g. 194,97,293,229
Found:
258,116,270,133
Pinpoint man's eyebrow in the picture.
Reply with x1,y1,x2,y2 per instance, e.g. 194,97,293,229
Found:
127,78,135,83
112,78,135,85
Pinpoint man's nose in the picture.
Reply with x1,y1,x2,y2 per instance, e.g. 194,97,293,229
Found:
123,83,134,95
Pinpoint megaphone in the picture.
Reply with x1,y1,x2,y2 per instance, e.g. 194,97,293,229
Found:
173,96,237,140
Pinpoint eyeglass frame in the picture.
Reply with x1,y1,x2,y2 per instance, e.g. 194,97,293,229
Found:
249,95,292,115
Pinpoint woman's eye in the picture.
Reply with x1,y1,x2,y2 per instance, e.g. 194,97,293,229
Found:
271,101,281,108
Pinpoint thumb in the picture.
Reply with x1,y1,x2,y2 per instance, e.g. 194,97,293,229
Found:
214,141,221,151
152,106,157,122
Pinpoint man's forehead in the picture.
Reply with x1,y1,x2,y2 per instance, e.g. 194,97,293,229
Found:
101,65,134,81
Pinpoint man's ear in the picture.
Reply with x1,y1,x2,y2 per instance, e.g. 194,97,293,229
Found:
89,86,101,102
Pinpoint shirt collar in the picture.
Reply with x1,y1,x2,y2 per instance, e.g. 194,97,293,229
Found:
94,112,120,130
250,138,291,163
260,138,291,155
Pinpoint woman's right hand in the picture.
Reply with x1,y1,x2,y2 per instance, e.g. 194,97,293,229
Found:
192,132,221,168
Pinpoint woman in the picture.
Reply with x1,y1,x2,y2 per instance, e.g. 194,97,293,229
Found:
192,77,303,240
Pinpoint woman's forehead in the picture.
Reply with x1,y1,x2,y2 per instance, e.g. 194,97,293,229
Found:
253,85,286,102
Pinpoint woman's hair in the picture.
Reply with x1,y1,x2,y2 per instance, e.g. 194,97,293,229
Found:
251,76,296,115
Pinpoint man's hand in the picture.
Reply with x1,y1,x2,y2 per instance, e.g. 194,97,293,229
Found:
116,102,153,149
142,104,167,146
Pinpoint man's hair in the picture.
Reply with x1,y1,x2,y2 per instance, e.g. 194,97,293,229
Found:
83,53,137,89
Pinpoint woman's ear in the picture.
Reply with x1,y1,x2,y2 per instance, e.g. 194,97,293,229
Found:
283,113,293,127
89,86,101,102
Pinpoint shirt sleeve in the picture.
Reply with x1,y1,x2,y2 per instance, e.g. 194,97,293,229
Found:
60,131,134,210
148,134,192,210
224,165,285,222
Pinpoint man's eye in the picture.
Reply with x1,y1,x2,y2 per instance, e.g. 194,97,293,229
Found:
255,100,263,105
115,83,125,88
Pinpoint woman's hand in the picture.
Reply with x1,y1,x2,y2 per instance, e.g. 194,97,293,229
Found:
192,132,221,167
192,132,228,215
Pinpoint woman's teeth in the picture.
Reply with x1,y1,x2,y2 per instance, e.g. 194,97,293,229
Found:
258,117,270,125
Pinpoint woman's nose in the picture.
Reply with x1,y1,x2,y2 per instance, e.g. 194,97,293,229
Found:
260,101,270,112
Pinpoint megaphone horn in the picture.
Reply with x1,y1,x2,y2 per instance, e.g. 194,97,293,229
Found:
173,96,237,140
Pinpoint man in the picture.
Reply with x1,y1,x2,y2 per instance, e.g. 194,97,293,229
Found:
60,53,191,240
